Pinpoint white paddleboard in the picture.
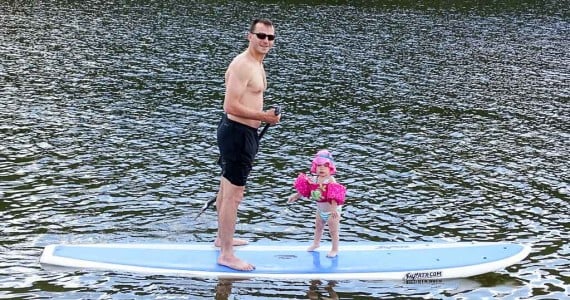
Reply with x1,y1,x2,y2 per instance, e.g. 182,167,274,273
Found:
39,242,531,280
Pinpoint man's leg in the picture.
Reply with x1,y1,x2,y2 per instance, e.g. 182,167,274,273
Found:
214,180,248,247
216,177,255,271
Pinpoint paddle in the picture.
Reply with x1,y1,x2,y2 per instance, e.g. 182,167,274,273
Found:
194,106,282,220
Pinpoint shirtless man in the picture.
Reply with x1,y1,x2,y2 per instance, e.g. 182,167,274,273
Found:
215,18,280,271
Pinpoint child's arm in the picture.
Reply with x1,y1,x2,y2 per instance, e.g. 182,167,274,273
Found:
290,173,311,202
330,201,340,220
287,192,302,203
327,181,346,206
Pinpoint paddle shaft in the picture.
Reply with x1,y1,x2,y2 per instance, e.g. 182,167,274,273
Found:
194,106,281,219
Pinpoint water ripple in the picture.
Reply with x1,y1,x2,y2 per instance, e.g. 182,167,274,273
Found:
1,1,569,299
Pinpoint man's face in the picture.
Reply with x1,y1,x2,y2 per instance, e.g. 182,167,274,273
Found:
249,23,275,54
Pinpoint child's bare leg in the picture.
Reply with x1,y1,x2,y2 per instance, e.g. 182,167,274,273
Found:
327,218,340,257
308,215,324,251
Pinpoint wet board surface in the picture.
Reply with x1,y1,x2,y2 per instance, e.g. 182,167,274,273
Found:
39,242,531,280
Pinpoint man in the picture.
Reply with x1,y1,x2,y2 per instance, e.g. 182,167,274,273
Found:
215,18,280,271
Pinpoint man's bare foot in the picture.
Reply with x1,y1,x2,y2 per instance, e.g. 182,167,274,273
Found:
218,255,255,271
214,238,249,247
327,250,338,258
307,244,320,252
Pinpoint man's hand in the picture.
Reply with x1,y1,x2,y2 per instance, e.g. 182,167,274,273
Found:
263,108,281,125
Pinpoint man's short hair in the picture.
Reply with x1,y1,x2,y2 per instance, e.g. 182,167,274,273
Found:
249,18,273,32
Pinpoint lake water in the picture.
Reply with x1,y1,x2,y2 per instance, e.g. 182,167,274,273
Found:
1,0,568,299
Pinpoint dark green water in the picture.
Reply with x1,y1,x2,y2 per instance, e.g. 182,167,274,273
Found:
1,1,568,299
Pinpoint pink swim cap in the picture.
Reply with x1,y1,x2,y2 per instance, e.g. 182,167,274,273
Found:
310,149,336,175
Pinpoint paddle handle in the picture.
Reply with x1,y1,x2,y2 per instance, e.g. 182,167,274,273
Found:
258,105,281,139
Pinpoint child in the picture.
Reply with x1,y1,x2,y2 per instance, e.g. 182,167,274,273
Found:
288,149,347,257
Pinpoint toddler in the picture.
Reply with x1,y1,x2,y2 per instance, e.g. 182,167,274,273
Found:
288,149,347,257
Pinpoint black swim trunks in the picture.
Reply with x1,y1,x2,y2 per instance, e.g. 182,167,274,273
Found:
217,114,260,186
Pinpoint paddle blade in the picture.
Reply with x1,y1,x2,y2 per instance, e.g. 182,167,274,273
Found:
194,196,216,220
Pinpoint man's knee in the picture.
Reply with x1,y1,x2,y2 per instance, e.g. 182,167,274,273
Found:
221,178,245,204
226,193,243,205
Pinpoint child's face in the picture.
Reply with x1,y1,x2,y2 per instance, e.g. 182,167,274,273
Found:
316,163,331,176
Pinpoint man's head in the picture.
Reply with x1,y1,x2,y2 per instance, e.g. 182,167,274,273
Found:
249,18,274,36
248,18,275,55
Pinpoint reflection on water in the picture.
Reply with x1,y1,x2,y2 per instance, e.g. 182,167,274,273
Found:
1,0,569,298
307,280,339,300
